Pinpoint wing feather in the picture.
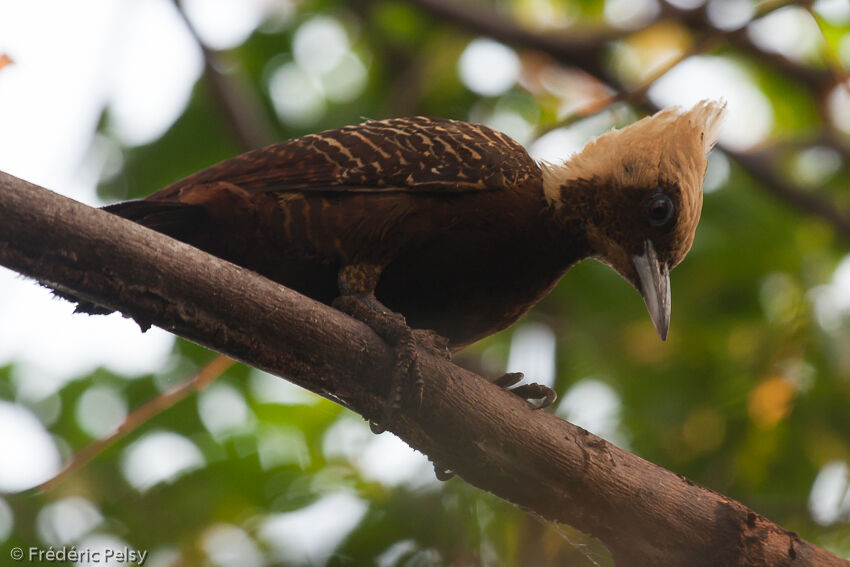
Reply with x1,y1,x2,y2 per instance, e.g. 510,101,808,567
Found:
165,117,539,195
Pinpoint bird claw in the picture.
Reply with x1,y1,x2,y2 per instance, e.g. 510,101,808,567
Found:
333,294,449,432
493,371,524,389
493,371,557,410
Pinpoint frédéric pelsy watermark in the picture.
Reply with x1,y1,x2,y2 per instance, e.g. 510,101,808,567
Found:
10,545,148,564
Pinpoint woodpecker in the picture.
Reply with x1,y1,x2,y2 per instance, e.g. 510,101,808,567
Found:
79,101,723,416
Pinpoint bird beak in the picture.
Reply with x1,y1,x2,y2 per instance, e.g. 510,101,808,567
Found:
632,240,671,341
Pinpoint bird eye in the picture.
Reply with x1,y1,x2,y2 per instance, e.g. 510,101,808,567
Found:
646,193,674,228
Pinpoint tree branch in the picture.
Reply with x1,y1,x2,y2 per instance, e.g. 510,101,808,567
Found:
407,0,609,77
1,173,846,566
660,0,834,92
406,0,850,244
36,355,235,493
172,0,277,150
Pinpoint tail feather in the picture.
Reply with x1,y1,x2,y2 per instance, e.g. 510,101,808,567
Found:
102,200,208,241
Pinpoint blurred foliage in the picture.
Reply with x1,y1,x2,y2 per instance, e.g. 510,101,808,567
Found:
4,0,850,565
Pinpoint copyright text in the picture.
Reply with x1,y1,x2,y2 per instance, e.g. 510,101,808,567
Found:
10,546,148,564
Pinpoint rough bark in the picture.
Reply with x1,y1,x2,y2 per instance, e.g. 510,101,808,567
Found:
0,171,846,566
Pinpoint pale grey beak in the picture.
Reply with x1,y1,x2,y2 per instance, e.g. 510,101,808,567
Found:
632,240,671,341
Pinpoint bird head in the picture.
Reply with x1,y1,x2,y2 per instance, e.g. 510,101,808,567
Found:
542,100,726,340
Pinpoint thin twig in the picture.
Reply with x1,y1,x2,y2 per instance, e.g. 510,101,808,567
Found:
535,32,722,137
805,5,850,95
662,0,833,91
409,0,850,243
35,355,235,493
663,0,850,164
172,0,276,150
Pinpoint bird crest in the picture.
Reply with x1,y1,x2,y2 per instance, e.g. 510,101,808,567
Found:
542,100,725,208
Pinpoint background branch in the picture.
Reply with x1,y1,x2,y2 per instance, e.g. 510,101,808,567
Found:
35,355,235,493
172,0,276,150
407,0,850,243
660,0,834,91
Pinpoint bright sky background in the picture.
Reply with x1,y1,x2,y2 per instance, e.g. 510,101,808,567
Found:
0,2,430,559
1,0,850,560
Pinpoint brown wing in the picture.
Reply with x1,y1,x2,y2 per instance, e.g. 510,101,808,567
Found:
164,117,540,195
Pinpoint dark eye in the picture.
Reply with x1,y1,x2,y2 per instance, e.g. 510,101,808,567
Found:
646,193,674,228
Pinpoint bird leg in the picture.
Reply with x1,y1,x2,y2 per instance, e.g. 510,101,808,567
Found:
492,372,557,410
332,263,449,433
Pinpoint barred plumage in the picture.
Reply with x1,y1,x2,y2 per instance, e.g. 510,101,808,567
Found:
160,117,539,198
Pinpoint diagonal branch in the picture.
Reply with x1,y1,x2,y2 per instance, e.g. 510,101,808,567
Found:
35,355,235,493
1,172,846,566
407,0,609,77
660,0,834,92
172,0,277,150
407,0,850,244
732,150,850,235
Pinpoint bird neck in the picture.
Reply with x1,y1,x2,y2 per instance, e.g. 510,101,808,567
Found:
540,178,595,267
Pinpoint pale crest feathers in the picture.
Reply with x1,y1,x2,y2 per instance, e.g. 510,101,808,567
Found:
541,101,727,222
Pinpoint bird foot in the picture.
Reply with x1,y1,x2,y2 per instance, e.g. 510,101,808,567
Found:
493,372,557,409
332,295,449,433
